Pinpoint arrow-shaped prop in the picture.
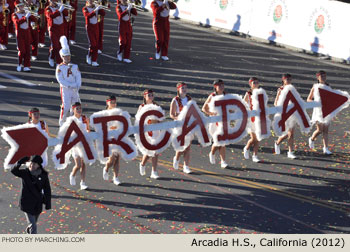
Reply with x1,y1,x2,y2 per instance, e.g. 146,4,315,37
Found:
2,125,48,169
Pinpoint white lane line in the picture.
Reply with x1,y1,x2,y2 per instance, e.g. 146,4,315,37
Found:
72,44,118,60
0,72,38,86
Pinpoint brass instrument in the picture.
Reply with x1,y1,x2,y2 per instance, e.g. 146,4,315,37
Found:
57,1,75,11
94,0,110,23
24,4,40,18
2,0,9,26
39,0,46,28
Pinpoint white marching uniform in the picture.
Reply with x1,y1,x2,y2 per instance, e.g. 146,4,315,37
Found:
56,63,81,126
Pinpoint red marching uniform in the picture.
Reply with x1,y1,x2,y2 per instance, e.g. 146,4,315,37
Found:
45,4,68,64
27,0,40,58
7,0,14,35
37,0,48,45
67,0,77,42
97,0,110,52
116,2,136,60
151,0,176,58
82,4,105,64
0,0,9,48
12,10,35,68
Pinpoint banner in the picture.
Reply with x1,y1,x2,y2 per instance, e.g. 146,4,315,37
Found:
1,88,349,170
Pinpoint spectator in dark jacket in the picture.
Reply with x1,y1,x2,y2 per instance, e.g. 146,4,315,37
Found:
11,155,52,234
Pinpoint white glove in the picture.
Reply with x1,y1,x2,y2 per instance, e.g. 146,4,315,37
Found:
94,6,101,12
127,3,132,11
25,12,31,19
59,5,65,12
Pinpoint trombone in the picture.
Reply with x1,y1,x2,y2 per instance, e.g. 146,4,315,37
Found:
93,1,111,11
57,2,75,11
24,6,40,18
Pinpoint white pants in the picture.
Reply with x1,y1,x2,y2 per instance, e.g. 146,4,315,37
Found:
59,86,80,126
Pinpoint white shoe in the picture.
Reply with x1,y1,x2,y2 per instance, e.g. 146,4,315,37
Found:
274,142,280,155
113,177,121,185
220,161,228,169
69,173,76,186
139,163,146,176
243,147,249,159
209,151,215,164
308,137,314,149
252,155,260,163
86,55,91,65
123,59,132,63
287,151,296,159
117,53,122,61
48,58,54,67
183,165,192,174
155,52,160,60
98,49,102,54
80,181,88,190
16,65,22,72
150,171,159,179
161,56,169,61
31,56,37,61
173,156,179,170
8,33,14,38
70,40,76,45
323,147,332,155
23,67,31,72
0,44,6,50
38,43,45,48
91,61,99,67
103,168,109,181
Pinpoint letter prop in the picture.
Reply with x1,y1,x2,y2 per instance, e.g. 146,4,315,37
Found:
52,117,96,169
252,88,271,141
172,100,211,151
273,85,311,137
1,124,48,170
313,85,350,125
209,94,250,146
90,108,137,163
134,104,171,157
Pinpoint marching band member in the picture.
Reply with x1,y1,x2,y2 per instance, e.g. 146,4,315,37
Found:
274,73,297,159
45,0,68,66
102,95,121,185
97,0,109,53
170,82,192,174
151,0,176,61
12,1,34,71
7,0,14,38
37,0,48,48
27,107,55,167
0,0,9,50
56,36,81,126
202,79,228,169
68,0,77,44
69,102,90,190
26,0,39,61
138,89,161,179
307,70,332,155
116,0,137,63
83,0,105,67
243,77,260,163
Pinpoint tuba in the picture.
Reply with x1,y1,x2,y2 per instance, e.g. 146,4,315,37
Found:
2,0,10,26
39,0,47,28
